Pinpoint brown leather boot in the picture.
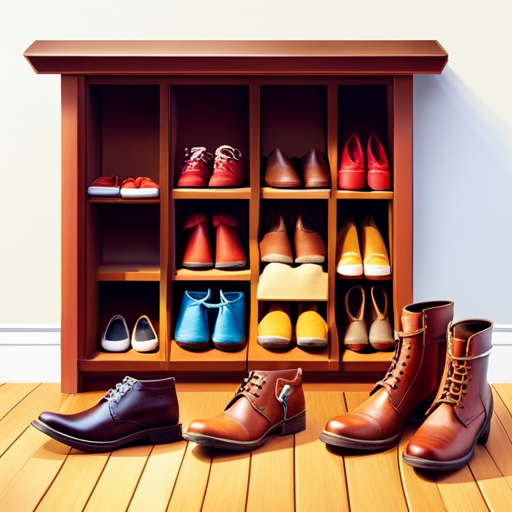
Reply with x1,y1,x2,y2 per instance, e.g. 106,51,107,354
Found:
403,319,493,470
320,300,454,450
183,368,305,450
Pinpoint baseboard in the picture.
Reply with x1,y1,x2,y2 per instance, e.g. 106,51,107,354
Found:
1,324,511,384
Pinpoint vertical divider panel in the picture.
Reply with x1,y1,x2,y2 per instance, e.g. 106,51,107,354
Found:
248,81,261,367
61,75,85,393
392,76,413,327
159,80,170,366
327,82,340,370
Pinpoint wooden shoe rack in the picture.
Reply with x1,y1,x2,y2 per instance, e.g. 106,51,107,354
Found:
24,41,448,392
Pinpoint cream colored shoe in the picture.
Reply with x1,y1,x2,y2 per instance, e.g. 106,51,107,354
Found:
343,286,368,351
369,286,395,350
296,303,328,348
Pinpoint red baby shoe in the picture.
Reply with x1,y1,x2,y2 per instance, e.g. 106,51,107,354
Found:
120,177,160,198
87,176,120,197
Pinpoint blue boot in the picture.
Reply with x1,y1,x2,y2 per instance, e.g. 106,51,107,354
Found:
174,290,211,349
210,290,246,351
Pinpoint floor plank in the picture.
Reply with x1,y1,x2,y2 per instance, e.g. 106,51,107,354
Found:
493,384,512,418
295,391,350,512
0,382,40,421
492,387,512,441
0,383,67,456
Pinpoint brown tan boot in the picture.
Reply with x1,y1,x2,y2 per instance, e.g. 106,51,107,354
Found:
403,320,493,470
320,300,454,450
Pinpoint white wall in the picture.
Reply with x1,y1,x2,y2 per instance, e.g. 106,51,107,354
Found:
0,0,511,382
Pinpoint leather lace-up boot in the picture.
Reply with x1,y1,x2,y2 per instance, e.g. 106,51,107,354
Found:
320,300,453,450
403,320,493,470
184,368,305,451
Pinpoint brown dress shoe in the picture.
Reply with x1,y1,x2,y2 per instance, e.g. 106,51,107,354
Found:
264,148,301,188
31,376,182,452
183,368,306,450
320,301,453,450
299,148,330,188
294,212,326,264
403,320,493,471
259,213,293,263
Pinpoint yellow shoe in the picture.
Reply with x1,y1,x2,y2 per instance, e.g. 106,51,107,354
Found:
296,303,328,348
362,215,391,280
257,303,292,348
336,215,363,278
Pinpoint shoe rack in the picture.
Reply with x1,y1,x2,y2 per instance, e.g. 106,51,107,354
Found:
24,41,448,392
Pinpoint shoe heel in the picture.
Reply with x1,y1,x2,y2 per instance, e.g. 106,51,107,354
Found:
280,410,306,436
477,398,494,445
148,423,183,444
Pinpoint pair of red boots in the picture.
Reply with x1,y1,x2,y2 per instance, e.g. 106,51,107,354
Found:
176,146,246,188
182,213,246,270
339,133,390,191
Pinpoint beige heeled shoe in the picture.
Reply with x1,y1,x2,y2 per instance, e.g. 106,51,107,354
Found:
343,286,368,351
368,286,395,350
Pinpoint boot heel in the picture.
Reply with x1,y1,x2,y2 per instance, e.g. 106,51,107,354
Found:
148,423,183,444
477,398,494,445
280,410,306,436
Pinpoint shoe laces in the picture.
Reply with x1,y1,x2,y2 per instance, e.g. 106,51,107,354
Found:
184,147,213,169
214,145,242,165
236,370,265,398
104,376,137,404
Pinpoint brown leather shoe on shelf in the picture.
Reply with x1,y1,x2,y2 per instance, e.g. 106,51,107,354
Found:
212,214,246,269
183,368,306,450
320,300,454,450
259,213,293,264
299,148,330,188
294,213,326,264
264,148,301,188
369,286,395,351
343,286,368,352
403,320,493,471
182,213,213,269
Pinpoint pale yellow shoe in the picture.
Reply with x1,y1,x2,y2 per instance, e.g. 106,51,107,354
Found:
257,303,292,348
362,215,391,280
343,286,369,351
336,215,363,278
296,303,328,348
369,286,395,350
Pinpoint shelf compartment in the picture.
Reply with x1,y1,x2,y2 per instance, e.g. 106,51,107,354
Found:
173,188,251,200
97,264,160,281
261,188,331,200
169,341,247,372
336,191,393,200
173,269,251,281
79,350,167,372
340,349,393,373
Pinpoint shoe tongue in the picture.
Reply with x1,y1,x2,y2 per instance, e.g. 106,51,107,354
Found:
451,337,468,357
401,309,422,333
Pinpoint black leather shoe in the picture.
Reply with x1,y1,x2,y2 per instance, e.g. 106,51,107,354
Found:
31,376,182,452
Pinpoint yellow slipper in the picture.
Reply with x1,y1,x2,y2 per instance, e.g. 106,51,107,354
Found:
257,303,292,348
296,303,328,348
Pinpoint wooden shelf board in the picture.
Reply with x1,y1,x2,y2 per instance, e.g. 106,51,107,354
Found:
248,341,336,372
79,349,166,372
169,340,247,372
173,188,251,200
97,264,160,281
88,198,160,204
336,190,393,200
340,349,393,372
173,269,252,281
260,188,331,200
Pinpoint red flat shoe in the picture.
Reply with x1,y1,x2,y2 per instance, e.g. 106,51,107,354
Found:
120,177,160,198
339,134,365,190
367,133,390,190
88,175,120,197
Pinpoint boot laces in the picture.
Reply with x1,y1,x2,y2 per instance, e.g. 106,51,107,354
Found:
236,370,264,398
438,358,470,408
104,376,137,404
215,145,242,163
184,147,213,169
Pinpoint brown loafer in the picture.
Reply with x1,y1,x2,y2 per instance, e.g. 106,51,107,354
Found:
294,212,326,264
299,148,330,188
264,148,301,188
183,368,305,451
259,213,293,263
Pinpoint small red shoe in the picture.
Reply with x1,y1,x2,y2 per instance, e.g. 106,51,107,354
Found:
176,147,214,187
208,146,246,188
120,177,160,198
212,214,246,269
367,133,390,190
182,214,213,269
339,134,365,190
88,176,120,197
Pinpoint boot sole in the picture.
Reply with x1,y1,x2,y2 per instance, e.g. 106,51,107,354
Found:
319,429,402,451
31,420,183,453
402,396,494,471
183,409,306,451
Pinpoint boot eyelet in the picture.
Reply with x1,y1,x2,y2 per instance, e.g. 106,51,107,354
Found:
402,362,406,366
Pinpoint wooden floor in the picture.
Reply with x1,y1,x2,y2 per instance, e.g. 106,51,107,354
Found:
1,384,512,512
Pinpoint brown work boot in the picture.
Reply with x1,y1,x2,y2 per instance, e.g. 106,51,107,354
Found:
403,319,493,470
320,300,454,450
183,368,305,450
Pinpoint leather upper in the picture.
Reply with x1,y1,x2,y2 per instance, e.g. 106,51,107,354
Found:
264,148,301,188
299,148,330,188
294,213,326,263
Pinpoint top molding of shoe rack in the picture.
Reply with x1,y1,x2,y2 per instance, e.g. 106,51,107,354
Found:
24,40,448,75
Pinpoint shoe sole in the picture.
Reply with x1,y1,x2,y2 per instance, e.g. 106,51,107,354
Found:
257,336,292,348
120,189,159,198
182,262,214,269
175,340,210,350
215,261,246,269
295,256,325,264
87,186,120,196
319,428,402,451
297,338,328,348
261,255,294,264
183,409,306,451
212,338,247,351
31,419,182,453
